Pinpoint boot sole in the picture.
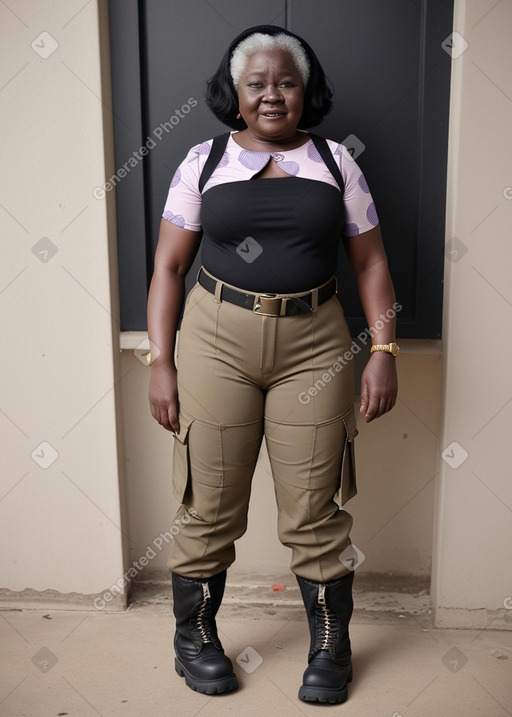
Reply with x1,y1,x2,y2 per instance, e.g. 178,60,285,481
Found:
298,684,348,704
175,658,239,695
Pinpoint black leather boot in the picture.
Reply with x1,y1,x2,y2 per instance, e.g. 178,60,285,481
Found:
296,571,354,704
172,571,238,694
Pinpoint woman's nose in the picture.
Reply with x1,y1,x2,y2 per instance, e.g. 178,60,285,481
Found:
263,84,284,102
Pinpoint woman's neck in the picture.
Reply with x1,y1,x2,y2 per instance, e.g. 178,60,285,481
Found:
231,129,310,152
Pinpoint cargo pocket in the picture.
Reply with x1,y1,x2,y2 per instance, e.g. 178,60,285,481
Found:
171,410,195,505
335,405,359,507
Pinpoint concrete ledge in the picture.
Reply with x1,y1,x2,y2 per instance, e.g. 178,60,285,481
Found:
434,606,512,631
120,332,442,355
120,331,149,350
0,587,127,613
129,572,432,623
5,577,510,631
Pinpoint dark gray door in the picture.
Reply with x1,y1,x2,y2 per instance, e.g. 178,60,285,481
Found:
109,0,453,337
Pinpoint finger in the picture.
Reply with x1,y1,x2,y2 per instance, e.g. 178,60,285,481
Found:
168,406,180,435
359,381,369,414
158,406,173,431
150,403,161,424
370,394,395,420
376,400,389,419
382,392,397,415
364,394,381,422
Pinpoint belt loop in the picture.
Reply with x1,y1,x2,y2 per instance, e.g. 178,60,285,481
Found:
214,279,223,303
310,287,319,310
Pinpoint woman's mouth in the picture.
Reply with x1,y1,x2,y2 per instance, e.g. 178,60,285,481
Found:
261,111,286,118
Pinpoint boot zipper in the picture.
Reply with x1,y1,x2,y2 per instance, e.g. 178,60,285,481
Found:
197,582,213,643
318,585,326,605
317,585,333,651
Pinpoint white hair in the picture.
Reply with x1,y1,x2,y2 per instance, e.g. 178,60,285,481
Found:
230,33,310,89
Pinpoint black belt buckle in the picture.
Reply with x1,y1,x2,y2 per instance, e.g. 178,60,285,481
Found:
253,293,284,316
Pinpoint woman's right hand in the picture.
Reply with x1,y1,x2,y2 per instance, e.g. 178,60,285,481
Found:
148,361,180,433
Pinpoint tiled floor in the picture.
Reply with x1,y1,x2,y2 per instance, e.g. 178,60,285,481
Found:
1,585,512,717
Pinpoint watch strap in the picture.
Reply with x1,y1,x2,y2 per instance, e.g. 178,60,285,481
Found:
370,343,400,356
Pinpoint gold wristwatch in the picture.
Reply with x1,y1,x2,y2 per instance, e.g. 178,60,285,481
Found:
370,342,400,357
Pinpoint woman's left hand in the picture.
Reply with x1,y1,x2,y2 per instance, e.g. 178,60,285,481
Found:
359,352,398,422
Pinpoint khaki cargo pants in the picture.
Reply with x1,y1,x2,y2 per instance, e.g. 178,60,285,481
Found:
167,276,358,583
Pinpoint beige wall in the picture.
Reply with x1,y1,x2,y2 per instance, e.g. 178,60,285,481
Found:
432,0,512,628
1,0,127,606
1,0,511,630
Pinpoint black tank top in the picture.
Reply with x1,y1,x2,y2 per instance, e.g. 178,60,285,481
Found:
198,133,346,294
200,176,345,293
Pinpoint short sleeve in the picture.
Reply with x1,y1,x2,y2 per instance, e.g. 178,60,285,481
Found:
161,140,213,231
333,143,380,237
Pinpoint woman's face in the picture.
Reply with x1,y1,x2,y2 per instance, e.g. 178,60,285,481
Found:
236,48,305,143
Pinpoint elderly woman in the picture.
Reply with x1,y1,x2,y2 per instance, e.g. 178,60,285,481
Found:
147,24,398,705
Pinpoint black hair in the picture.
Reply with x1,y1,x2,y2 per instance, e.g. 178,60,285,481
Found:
205,25,333,130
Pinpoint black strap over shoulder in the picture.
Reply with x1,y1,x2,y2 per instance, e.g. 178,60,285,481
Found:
309,133,345,193
198,132,231,193
197,131,345,194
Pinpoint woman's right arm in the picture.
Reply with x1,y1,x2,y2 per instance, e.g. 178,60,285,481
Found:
147,218,202,433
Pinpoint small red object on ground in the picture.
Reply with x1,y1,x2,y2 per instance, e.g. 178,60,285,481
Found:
271,584,285,591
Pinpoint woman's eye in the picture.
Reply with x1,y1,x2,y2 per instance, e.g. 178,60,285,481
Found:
247,82,295,89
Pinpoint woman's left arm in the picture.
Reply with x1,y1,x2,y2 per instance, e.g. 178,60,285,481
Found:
343,225,398,422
